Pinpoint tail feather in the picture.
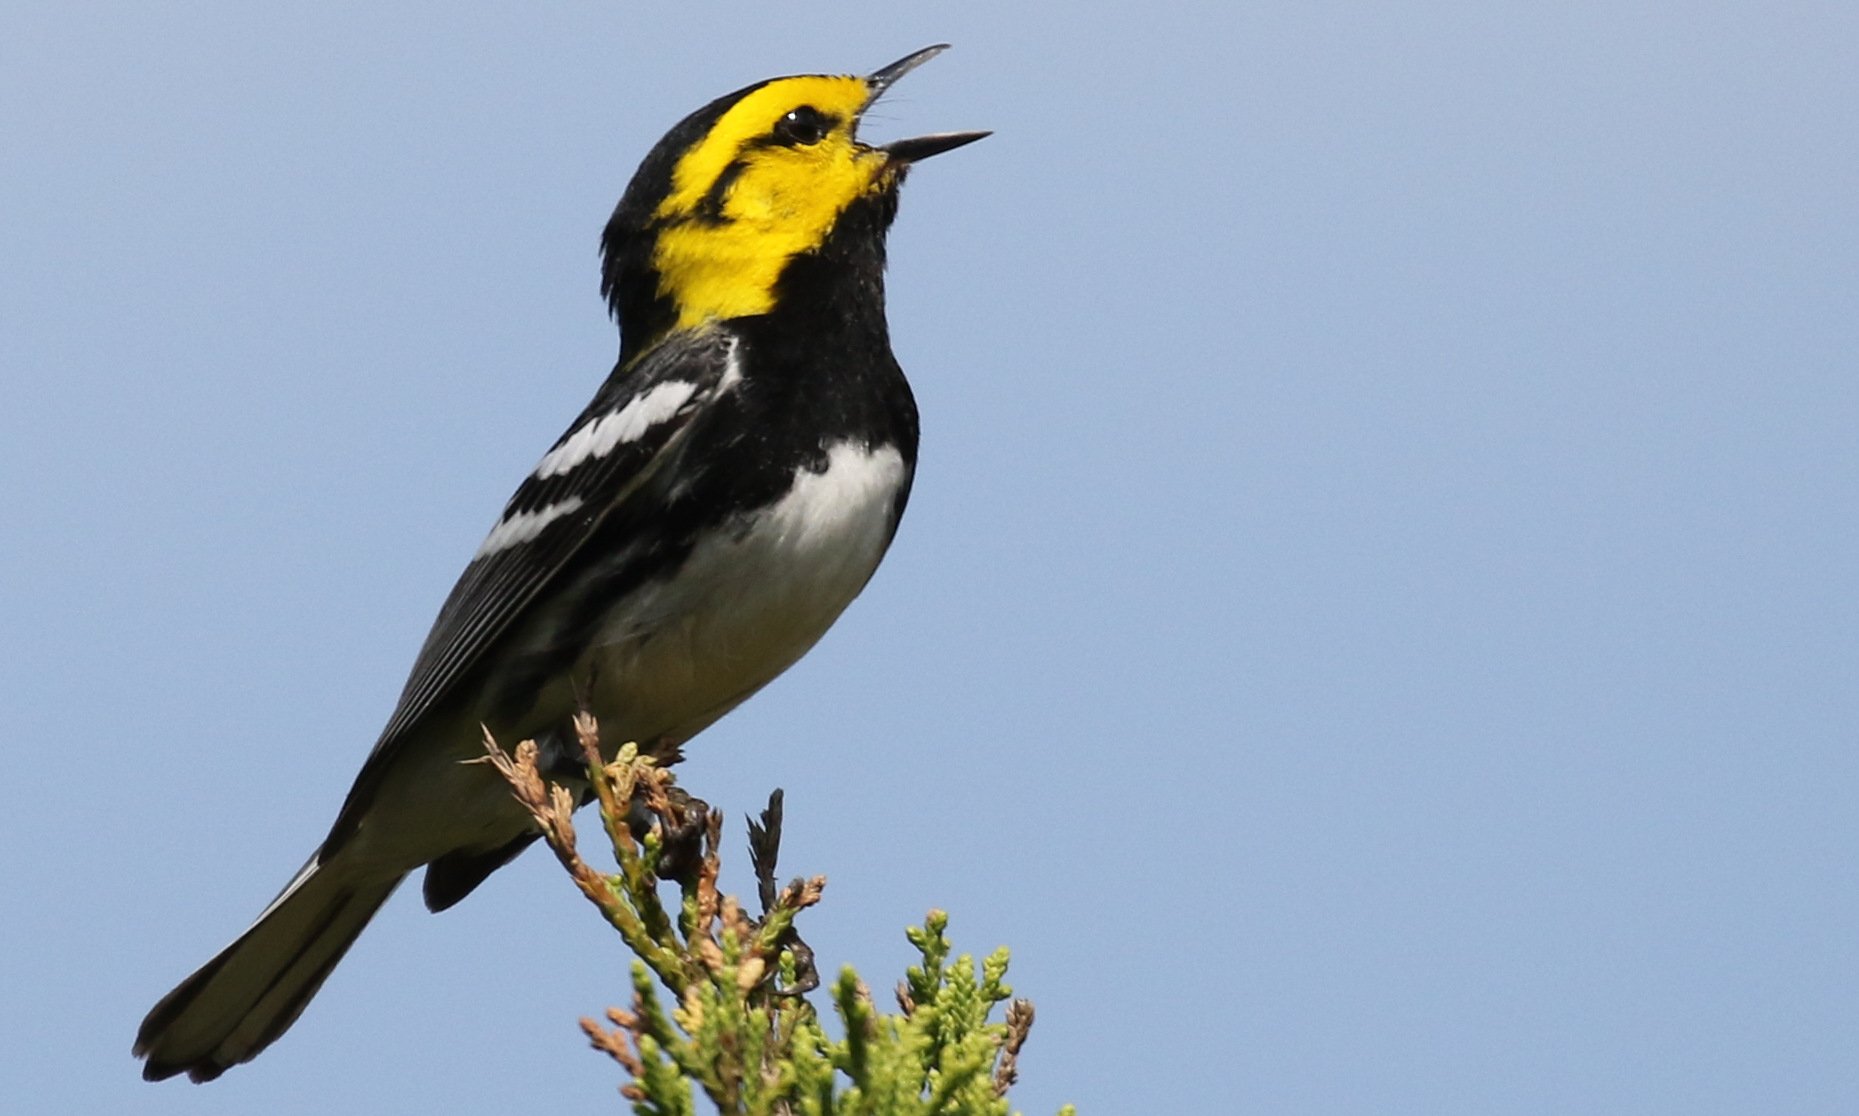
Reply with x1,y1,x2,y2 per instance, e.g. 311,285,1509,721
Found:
134,854,402,1082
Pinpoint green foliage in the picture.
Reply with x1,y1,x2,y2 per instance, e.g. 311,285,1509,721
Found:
482,717,1072,1116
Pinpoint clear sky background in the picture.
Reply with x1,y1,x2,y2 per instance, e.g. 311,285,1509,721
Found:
4,3,1855,1113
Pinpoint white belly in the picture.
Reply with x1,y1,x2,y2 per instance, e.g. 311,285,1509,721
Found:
584,439,909,744
342,439,909,871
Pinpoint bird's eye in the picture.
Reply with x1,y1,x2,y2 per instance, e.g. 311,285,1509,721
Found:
773,106,833,146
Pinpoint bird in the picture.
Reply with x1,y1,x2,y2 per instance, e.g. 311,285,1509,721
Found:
134,44,986,1083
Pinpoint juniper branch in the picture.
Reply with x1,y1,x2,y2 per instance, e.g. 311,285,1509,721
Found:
481,718,1072,1116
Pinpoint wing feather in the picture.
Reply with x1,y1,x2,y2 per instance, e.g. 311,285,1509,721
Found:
325,328,739,845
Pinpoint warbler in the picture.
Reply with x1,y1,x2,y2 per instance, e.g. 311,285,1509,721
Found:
135,45,985,1082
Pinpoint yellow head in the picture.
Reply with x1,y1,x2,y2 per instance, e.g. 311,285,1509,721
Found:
601,46,987,353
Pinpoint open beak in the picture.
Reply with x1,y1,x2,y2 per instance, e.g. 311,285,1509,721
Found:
864,44,991,165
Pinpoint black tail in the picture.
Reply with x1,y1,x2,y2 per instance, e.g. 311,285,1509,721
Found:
134,854,402,1082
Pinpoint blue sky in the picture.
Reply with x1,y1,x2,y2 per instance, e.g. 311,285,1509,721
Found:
4,3,1856,1113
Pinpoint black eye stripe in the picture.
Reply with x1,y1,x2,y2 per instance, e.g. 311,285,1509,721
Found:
771,105,837,146
695,159,748,223
693,106,842,222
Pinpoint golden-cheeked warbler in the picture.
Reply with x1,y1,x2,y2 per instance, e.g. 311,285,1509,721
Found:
136,44,985,1083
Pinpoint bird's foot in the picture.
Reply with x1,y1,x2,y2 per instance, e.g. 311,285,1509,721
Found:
627,784,710,888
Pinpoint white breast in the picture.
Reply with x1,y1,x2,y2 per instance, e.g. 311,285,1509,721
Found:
587,439,910,743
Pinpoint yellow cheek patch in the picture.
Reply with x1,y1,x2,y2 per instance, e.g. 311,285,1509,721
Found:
657,75,869,216
650,74,889,327
652,141,887,325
